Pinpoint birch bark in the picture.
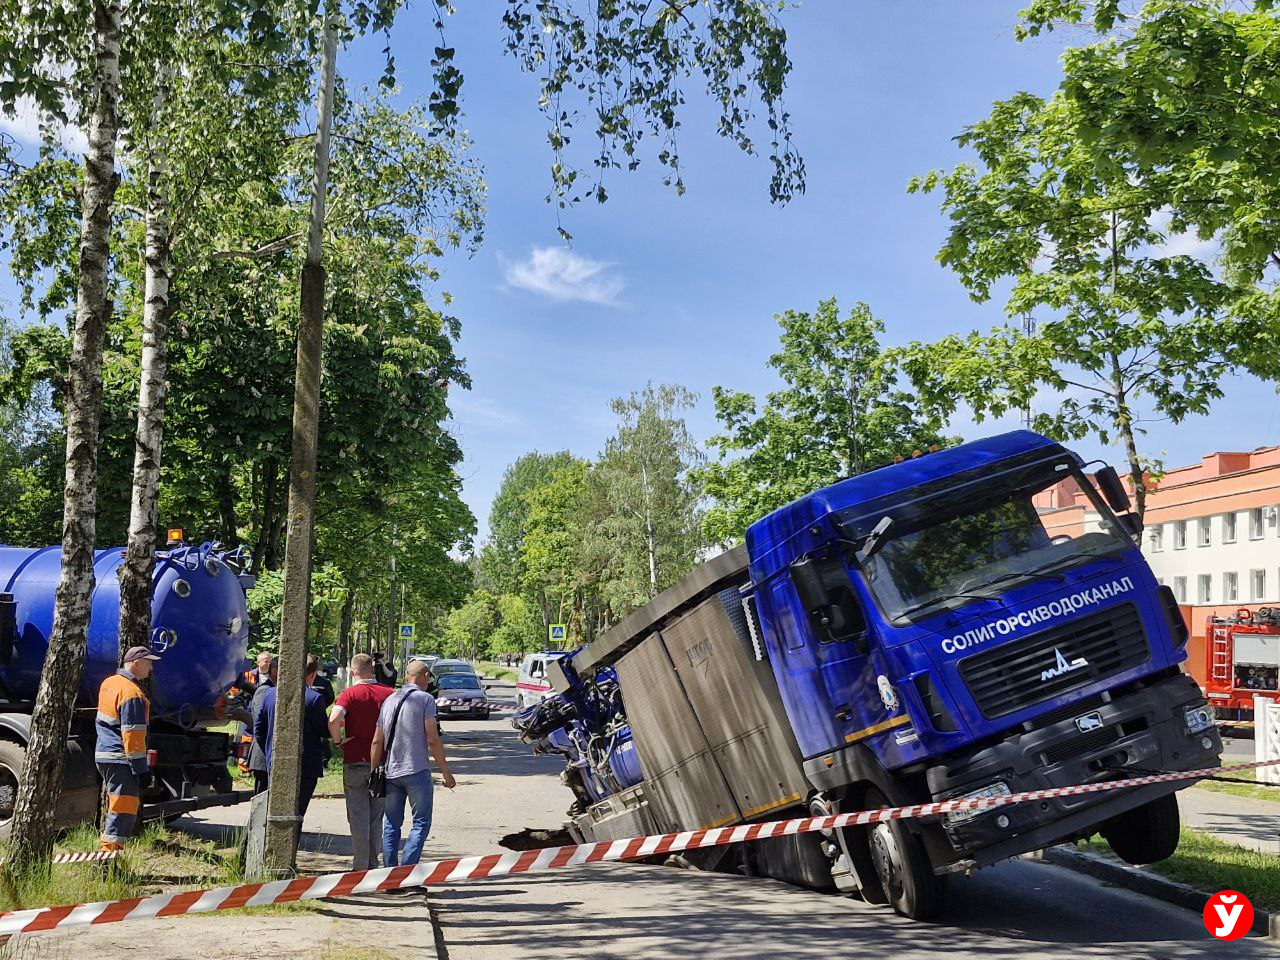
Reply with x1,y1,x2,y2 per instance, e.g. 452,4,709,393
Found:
8,0,123,864
118,67,175,657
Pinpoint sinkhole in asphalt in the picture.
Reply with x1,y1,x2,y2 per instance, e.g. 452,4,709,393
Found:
499,827,573,851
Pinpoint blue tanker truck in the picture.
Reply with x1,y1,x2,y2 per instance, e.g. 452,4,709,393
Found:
515,431,1221,919
0,541,252,836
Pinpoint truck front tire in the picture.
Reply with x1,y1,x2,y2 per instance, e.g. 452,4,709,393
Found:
1101,792,1181,865
864,788,945,920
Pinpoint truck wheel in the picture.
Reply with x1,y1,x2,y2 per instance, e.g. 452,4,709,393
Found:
1102,792,1180,865
0,739,22,840
864,788,945,921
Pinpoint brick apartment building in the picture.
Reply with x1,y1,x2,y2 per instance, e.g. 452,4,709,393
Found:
1034,446,1280,689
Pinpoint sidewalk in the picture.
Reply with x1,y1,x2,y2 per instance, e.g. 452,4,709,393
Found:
1182,785,1280,856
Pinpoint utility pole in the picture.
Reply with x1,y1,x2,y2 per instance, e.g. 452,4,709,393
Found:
265,17,338,873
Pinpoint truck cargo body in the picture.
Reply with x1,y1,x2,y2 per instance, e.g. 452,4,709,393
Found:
527,431,1221,919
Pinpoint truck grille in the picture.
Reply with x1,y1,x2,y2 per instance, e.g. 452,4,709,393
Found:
959,604,1149,719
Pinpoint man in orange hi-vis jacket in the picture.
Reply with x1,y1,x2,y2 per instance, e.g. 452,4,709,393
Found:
95,645,161,850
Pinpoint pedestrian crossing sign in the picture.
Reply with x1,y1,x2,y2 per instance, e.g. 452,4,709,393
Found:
548,623,567,643
399,623,415,640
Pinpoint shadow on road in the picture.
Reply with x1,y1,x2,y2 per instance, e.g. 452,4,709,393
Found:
428,859,1267,960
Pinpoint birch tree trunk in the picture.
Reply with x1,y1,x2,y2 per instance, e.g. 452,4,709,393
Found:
265,19,338,873
7,0,122,865
118,68,174,658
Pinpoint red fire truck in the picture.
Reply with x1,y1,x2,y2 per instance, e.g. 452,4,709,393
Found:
1205,608,1280,718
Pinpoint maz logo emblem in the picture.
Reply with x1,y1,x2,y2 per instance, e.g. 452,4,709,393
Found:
1040,646,1088,682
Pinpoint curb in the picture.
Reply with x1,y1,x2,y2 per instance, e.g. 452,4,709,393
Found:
1042,846,1278,941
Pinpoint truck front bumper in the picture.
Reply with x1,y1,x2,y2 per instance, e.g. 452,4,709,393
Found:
926,672,1220,869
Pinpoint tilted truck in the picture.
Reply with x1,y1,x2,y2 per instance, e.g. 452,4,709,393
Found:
0,541,252,837
516,431,1222,919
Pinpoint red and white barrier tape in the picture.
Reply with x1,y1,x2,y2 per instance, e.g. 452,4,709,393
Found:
50,851,119,866
2,757,1276,936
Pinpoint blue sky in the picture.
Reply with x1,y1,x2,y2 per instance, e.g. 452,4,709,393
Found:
5,2,1278,545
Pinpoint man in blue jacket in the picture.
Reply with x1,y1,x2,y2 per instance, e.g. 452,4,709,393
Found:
254,655,330,821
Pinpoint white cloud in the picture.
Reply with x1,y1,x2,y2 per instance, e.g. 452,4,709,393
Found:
0,97,87,156
503,246,624,304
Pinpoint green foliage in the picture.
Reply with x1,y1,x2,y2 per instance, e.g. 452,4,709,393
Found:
697,299,948,544
906,82,1247,520
482,450,580,598
500,0,804,225
1052,1,1280,378
595,383,704,610
440,589,498,660
489,593,544,654
521,458,594,632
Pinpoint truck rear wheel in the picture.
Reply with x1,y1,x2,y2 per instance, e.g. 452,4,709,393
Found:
1102,792,1180,865
0,739,22,840
864,788,945,921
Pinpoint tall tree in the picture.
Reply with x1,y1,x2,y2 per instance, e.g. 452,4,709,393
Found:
906,87,1245,525
697,299,947,545
1042,0,1280,377
521,459,593,634
596,383,703,609
1,0,124,865
482,451,579,596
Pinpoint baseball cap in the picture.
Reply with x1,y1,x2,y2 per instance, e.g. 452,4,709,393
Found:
123,646,161,663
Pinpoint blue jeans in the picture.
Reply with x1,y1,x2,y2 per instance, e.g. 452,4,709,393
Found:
382,768,434,866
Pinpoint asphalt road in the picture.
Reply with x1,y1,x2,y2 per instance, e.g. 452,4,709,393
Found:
425,679,1277,960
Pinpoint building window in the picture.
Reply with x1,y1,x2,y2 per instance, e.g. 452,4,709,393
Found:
1225,571,1239,602
1198,517,1212,547
1174,521,1187,550
1223,512,1237,544
1149,525,1164,552
1173,576,1187,602
1198,574,1212,604
1251,508,1265,540
1252,569,1267,601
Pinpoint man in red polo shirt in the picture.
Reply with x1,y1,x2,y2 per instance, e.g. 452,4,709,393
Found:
329,652,395,870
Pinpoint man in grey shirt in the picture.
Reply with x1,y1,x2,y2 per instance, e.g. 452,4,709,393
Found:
370,659,456,867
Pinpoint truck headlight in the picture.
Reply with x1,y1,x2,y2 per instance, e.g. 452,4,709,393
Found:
1183,705,1214,734
946,782,1012,824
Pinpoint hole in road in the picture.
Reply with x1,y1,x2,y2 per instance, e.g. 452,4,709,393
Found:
499,827,573,851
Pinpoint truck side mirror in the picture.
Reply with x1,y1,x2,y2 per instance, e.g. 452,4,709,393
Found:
791,557,832,625
1093,465,1131,513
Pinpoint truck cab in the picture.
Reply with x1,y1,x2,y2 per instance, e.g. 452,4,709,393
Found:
747,431,1220,914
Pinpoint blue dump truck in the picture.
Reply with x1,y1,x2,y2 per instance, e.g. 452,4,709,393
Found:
0,542,252,837
515,431,1221,919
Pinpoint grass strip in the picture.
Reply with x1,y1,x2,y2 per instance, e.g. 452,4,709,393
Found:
1082,827,1280,911
476,660,518,683
1192,772,1280,805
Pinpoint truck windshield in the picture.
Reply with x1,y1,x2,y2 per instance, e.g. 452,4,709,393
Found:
853,458,1133,623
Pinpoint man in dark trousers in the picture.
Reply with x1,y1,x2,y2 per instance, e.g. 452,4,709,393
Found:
255,655,329,822
328,652,394,869
95,646,161,850
246,656,277,794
